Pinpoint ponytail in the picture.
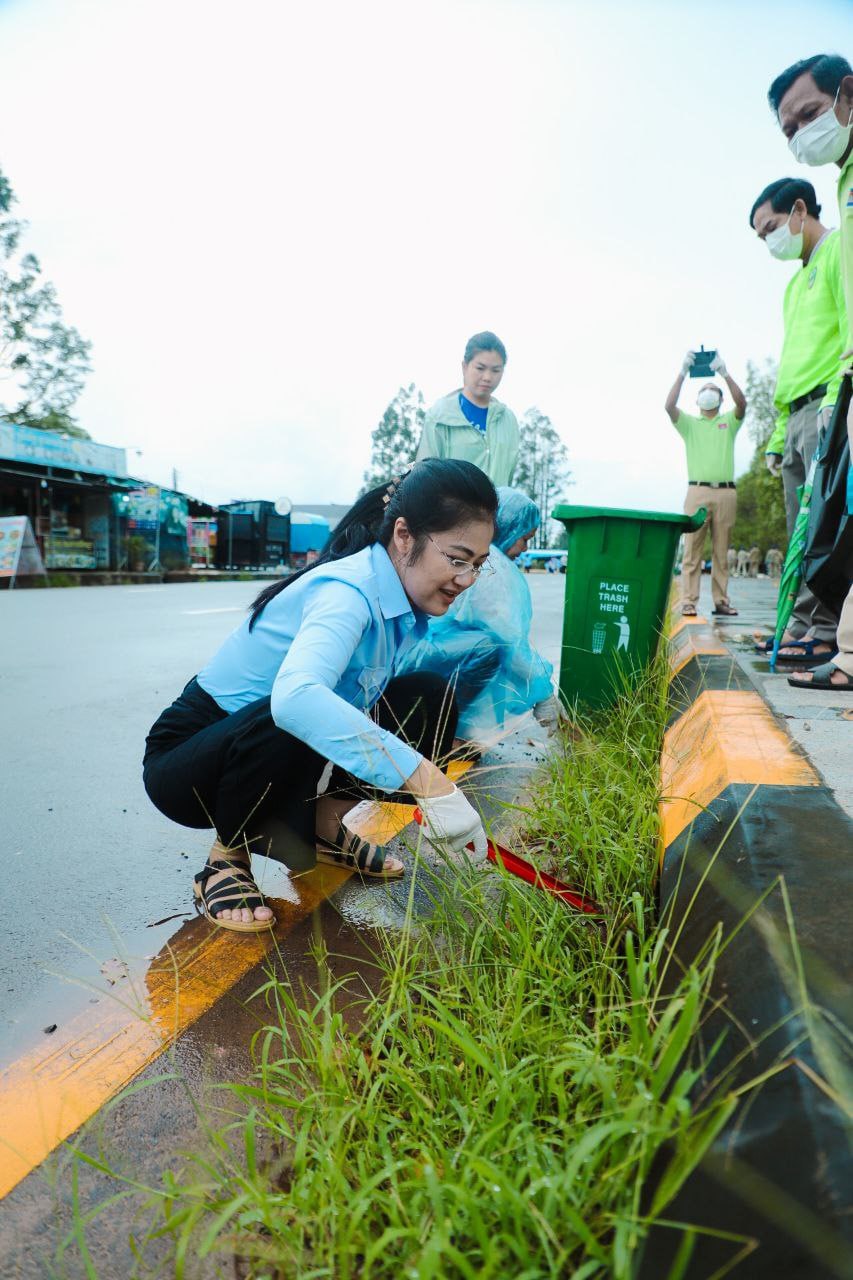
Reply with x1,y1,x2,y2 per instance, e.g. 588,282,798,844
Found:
249,458,497,629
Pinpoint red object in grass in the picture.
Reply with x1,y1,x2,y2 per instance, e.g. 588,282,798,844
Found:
412,809,601,916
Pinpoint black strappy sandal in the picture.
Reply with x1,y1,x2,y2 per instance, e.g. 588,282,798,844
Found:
193,859,276,932
316,822,404,880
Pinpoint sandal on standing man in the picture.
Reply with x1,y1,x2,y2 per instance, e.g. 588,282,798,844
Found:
665,352,748,617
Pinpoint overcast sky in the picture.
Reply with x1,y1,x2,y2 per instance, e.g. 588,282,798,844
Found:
1,0,851,513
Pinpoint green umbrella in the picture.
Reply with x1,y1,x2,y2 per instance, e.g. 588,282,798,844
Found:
770,456,818,672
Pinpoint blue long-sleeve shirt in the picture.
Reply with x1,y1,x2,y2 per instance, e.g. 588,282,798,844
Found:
197,544,429,790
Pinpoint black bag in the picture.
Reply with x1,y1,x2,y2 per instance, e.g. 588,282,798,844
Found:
804,373,853,617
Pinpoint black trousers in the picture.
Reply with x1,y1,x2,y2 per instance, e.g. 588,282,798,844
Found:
143,673,458,870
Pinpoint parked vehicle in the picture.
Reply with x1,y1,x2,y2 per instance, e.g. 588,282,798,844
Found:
516,548,567,573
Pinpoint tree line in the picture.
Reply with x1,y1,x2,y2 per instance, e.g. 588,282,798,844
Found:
363,384,572,547
0,160,788,554
0,167,92,437
730,359,788,554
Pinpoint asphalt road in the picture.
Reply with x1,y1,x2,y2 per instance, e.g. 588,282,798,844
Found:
9,570,846,1070
2,571,850,1280
0,575,566,1061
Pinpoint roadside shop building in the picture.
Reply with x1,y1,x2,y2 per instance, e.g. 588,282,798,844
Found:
0,422,215,572
0,421,130,569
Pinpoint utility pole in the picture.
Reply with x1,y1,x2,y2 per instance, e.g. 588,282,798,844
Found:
148,485,162,572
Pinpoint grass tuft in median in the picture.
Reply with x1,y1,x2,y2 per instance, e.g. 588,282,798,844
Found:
97,658,740,1278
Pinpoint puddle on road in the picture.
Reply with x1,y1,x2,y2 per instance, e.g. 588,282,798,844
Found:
0,856,309,1072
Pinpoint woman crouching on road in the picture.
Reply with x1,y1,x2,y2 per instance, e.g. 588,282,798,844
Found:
143,459,497,933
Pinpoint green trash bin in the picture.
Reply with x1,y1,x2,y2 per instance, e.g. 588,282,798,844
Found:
551,503,706,710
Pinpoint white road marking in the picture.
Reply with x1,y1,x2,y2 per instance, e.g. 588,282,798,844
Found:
181,606,243,615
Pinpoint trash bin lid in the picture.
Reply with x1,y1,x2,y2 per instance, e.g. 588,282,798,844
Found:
551,503,698,526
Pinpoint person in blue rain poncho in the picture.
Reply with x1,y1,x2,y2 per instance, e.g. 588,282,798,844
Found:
398,486,561,745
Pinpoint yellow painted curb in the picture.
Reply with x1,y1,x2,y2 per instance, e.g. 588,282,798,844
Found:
668,614,709,639
668,621,727,675
660,689,819,853
0,760,473,1200
0,864,351,1200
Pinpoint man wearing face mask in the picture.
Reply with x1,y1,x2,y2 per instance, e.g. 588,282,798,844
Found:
769,52,853,692
749,176,846,661
665,355,747,617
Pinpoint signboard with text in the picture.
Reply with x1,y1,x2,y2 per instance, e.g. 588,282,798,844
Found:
587,577,639,657
125,485,160,530
0,516,47,585
0,422,127,478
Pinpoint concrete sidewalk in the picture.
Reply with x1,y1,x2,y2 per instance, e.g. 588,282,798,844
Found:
689,574,853,819
651,577,853,1279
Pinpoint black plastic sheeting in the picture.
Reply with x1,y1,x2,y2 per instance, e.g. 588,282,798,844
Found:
805,372,853,617
639,783,853,1279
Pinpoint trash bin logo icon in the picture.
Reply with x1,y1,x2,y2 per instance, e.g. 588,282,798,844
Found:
591,621,607,654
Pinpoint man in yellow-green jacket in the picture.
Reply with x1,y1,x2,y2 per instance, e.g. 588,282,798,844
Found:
415,331,520,486
750,176,846,658
769,52,853,693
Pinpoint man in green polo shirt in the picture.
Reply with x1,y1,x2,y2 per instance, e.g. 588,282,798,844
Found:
750,176,846,659
665,351,747,617
768,53,853,692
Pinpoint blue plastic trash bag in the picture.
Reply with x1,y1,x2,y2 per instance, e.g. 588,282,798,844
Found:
399,487,554,740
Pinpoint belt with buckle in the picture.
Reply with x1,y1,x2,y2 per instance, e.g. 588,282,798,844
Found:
789,383,828,414
688,481,735,489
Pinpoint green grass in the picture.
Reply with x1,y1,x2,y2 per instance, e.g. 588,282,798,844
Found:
73,661,742,1277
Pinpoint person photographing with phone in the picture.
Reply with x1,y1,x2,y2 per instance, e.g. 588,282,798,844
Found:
665,351,747,617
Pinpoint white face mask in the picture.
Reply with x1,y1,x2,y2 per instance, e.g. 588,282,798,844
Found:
697,389,722,412
766,211,804,260
788,89,853,167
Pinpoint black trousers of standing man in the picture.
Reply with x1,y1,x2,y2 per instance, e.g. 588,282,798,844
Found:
143,672,458,871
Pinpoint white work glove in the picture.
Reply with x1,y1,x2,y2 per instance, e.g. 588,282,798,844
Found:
818,405,834,433
533,695,564,730
710,353,727,377
417,785,487,858
765,453,783,478
680,350,696,376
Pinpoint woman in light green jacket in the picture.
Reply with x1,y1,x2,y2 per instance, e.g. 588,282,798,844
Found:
415,331,520,486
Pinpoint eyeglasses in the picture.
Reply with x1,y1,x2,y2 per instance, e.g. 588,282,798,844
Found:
428,535,494,579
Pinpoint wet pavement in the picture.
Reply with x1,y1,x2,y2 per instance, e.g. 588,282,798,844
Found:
0,897,388,1280
1,570,848,1275
689,574,853,820
6,571,843,1077
0,574,562,1276
0,576,562,1062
